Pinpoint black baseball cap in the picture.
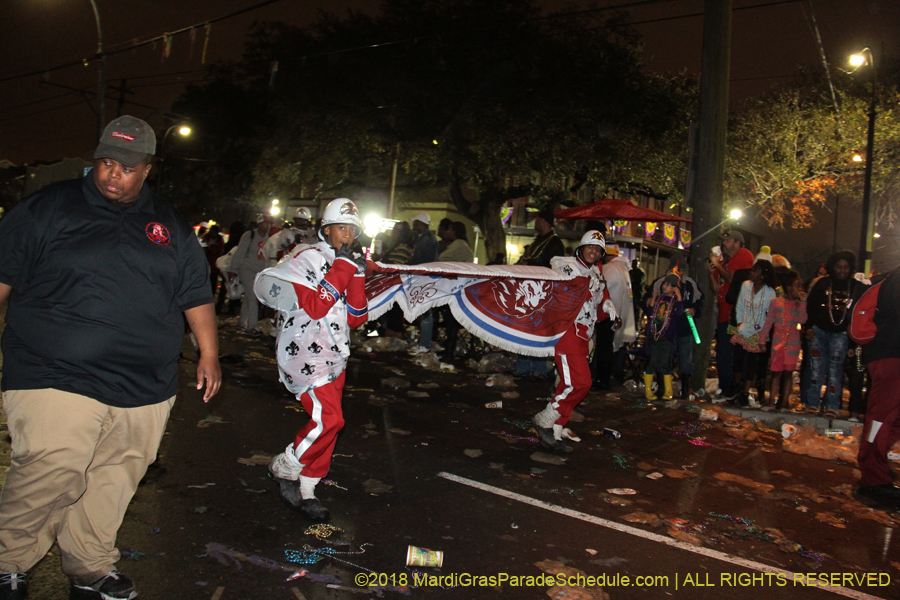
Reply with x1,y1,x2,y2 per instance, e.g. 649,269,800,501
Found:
93,116,156,167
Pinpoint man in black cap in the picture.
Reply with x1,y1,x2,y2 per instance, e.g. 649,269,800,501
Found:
516,208,565,269
0,115,221,600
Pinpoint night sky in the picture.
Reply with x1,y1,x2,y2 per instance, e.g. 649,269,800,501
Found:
1,0,898,164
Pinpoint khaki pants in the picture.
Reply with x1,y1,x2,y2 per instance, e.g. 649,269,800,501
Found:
0,389,173,584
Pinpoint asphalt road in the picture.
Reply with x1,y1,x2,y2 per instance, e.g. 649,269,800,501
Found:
5,314,900,600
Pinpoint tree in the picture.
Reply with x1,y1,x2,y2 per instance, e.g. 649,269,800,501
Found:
172,0,697,260
165,73,270,222
726,66,900,228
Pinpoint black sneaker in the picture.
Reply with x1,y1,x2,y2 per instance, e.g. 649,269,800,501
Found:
300,498,331,523
536,427,573,454
855,484,900,510
272,477,304,511
0,573,28,600
70,571,136,600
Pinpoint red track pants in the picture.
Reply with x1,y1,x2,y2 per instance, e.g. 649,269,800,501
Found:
292,371,346,479
858,358,900,487
549,328,592,426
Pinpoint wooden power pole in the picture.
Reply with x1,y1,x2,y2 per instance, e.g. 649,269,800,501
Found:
689,0,732,392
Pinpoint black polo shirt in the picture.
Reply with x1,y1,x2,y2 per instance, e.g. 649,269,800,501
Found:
0,174,212,407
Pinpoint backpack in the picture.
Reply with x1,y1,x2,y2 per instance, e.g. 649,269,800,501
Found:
848,281,882,345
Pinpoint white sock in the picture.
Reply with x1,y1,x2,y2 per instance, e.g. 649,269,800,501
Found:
299,476,320,500
552,423,564,441
533,404,561,429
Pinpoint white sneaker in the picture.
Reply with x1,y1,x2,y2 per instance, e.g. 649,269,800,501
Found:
408,345,429,355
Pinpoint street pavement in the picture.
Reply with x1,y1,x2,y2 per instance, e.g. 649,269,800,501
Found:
1,312,899,599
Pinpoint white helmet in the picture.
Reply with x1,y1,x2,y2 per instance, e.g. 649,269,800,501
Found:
318,198,362,241
577,230,606,256
293,207,312,221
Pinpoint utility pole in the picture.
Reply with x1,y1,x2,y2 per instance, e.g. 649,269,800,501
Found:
111,79,134,117
689,0,733,392
88,0,105,139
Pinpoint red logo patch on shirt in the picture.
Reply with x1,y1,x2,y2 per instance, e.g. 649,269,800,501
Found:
145,222,171,246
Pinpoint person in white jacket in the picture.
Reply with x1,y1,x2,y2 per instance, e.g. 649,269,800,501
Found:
264,207,317,267
254,199,368,522
228,215,272,335
730,260,778,407
593,244,637,388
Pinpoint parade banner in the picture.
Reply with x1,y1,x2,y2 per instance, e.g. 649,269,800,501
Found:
645,222,658,237
663,223,677,244
680,228,692,248
365,262,590,357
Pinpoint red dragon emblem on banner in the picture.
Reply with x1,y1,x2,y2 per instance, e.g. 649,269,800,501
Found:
490,279,553,317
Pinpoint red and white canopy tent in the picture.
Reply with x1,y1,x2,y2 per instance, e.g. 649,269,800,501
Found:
554,198,692,280
554,198,692,223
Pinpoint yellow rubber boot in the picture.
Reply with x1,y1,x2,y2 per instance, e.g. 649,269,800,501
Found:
662,374,674,400
643,374,657,400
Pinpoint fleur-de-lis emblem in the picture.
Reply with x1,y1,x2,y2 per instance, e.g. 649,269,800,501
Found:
301,364,315,376
330,345,340,353
308,341,322,354
331,323,340,332
285,317,294,328
563,265,573,276
408,282,438,306
284,374,293,384
270,283,281,298
285,341,300,356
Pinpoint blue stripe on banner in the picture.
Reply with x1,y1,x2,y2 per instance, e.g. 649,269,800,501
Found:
319,279,339,299
456,292,558,349
370,286,400,312
347,304,367,317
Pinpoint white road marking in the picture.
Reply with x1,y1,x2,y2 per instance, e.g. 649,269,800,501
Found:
437,472,887,600
210,587,225,600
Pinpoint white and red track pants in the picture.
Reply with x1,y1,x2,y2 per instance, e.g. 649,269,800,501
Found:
549,328,592,426
291,371,346,479
858,358,900,487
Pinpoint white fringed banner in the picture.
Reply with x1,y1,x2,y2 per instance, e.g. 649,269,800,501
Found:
366,262,590,357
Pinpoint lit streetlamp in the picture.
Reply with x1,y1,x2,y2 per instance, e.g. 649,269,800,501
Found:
690,208,742,244
156,125,191,194
850,48,877,276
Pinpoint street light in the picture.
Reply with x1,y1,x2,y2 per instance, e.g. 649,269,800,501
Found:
87,0,105,139
849,47,877,276
155,125,192,194
690,208,742,244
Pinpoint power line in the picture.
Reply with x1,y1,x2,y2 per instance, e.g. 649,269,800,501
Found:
0,0,816,126
1,0,807,86
0,0,287,85
0,99,92,123
263,0,806,64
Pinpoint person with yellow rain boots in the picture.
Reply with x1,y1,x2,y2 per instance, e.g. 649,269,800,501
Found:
642,274,684,401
